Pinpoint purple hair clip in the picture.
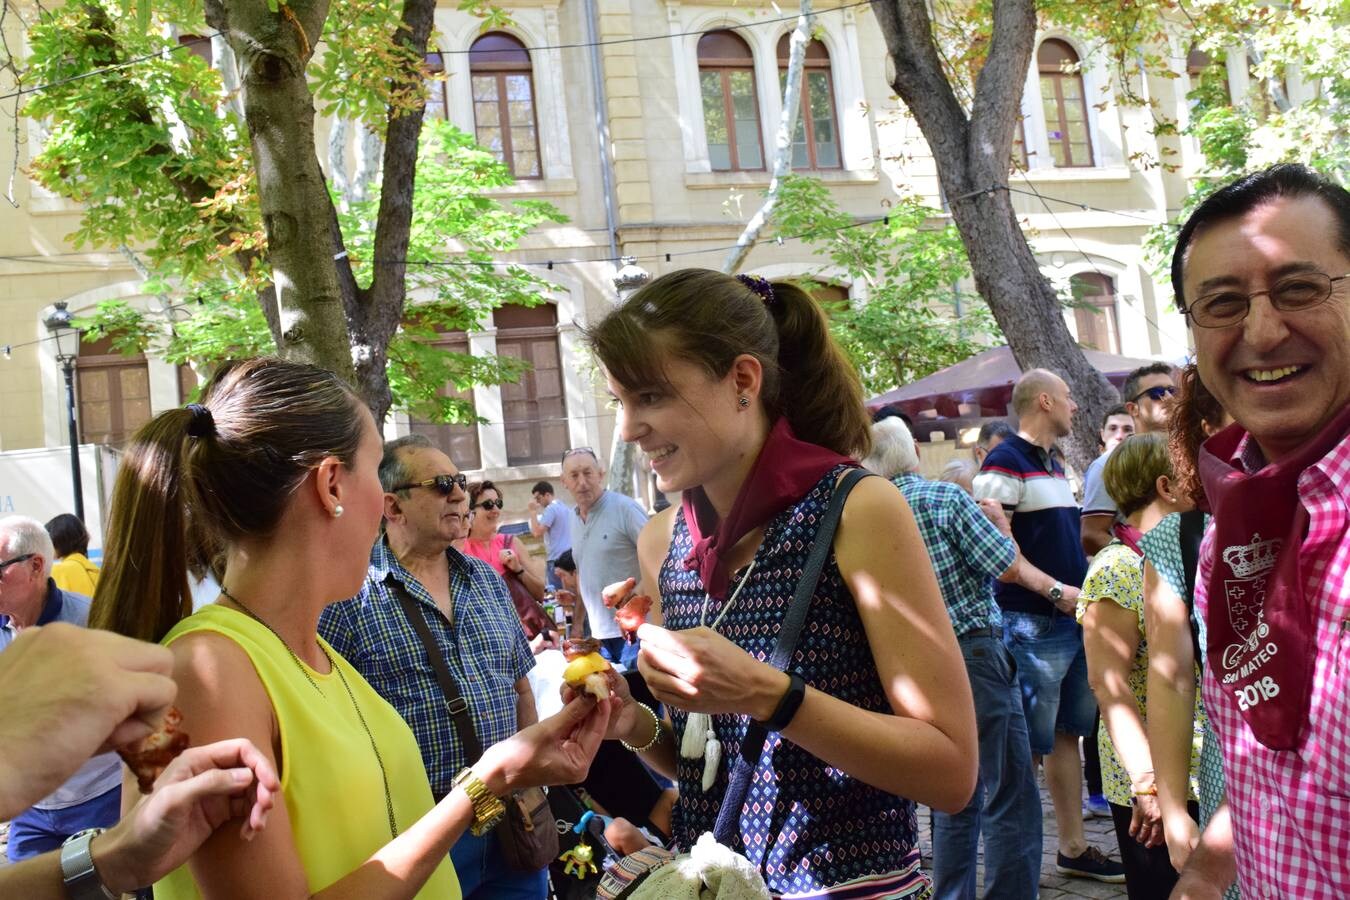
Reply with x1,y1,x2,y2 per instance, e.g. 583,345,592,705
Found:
735,274,777,308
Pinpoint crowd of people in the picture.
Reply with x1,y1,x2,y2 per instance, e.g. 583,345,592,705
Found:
0,162,1346,900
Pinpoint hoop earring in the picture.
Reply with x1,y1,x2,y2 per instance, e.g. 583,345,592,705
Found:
332,504,344,518
738,396,750,409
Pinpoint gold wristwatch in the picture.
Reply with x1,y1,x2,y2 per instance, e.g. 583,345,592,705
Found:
454,767,506,835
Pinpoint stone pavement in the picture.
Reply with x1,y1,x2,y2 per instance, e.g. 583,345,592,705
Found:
918,783,1129,899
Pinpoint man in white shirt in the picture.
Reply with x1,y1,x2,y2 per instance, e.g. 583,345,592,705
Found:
561,448,648,668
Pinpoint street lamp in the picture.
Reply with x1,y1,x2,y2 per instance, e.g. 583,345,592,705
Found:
42,300,84,522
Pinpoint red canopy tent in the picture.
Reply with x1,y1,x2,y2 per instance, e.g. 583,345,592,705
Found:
867,345,1166,438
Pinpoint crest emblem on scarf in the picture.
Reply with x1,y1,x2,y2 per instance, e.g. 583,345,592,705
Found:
1219,533,1281,677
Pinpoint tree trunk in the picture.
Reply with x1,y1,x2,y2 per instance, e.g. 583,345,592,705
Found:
205,0,355,383
871,0,1117,473
344,0,438,426
722,0,813,274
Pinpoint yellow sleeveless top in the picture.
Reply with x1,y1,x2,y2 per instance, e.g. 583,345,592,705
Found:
156,605,461,899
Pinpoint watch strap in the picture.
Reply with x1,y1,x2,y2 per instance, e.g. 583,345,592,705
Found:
454,767,506,836
754,672,807,732
61,828,117,900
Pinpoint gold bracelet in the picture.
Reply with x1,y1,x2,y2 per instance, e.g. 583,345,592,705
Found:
620,702,662,753
454,767,507,835
1132,785,1158,796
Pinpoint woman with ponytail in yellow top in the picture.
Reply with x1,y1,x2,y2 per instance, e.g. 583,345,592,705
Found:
91,358,614,900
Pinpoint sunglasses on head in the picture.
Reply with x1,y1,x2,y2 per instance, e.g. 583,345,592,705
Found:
1130,385,1177,403
390,473,467,496
561,447,597,463
475,498,504,510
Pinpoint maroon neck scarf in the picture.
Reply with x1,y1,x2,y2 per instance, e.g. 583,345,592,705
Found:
682,417,854,600
1198,402,1350,750
1112,522,1144,556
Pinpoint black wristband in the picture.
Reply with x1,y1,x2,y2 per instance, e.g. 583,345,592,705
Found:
754,672,807,732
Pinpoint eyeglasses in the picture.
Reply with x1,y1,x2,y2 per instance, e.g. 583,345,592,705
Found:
1130,385,1176,404
561,447,597,463
0,553,35,576
475,499,504,510
1184,272,1350,329
390,473,467,496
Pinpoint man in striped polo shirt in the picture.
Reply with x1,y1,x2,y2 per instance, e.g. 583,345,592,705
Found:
974,369,1124,884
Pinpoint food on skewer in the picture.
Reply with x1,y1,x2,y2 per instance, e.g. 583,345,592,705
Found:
117,706,191,794
602,577,653,642
562,637,612,701
612,593,652,642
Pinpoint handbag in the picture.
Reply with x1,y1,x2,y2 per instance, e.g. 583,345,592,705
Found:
503,568,554,639
389,578,560,871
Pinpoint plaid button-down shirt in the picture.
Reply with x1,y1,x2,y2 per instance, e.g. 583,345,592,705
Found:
1196,430,1350,898
894,473,1016,635
319,538,534,801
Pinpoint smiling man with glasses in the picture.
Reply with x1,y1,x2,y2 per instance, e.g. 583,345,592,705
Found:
1081,363,1178,558
1166,165,1350,899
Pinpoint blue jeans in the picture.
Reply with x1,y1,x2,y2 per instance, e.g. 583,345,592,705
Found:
1002,610,1097,756
931,630,1042,900
449,829,548,899
599,636,639,670
6,784,121,862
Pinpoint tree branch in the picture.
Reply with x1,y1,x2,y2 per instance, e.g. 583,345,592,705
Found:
722,0,813,274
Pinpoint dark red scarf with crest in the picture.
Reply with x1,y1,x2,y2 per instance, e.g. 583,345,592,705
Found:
682,417,853,600
1197,402,1350,750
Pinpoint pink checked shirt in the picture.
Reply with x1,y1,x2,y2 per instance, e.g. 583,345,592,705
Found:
1196,430,1350,898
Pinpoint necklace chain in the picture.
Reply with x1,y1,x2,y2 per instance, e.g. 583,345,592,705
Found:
699,559,758,633
219,586,400,840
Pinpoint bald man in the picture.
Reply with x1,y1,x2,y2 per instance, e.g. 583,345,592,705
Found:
973,370,1123,883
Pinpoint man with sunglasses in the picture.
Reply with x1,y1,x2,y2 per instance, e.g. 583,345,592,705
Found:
1081,364,1177,557
561,447,649,668
0,516,123,864
320,435,545,899
1167,166,1350,900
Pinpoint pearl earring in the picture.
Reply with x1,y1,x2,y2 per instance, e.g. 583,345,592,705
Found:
738,396,750,409
332,504,344,518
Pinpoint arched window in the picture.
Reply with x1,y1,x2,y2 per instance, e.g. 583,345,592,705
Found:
425,51,449,121
75,335,151,446
1070,272,1119,353
1038,39,1093,168
698,31,764,171
494,303,567,465
776,35,839,170
469,33,541,179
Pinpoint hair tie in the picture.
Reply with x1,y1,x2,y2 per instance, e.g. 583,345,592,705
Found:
735,274,777,308
185,403,216,439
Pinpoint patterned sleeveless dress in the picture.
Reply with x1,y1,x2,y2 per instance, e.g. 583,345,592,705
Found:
660,466,930,899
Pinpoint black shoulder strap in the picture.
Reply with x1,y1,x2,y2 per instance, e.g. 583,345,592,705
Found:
387,576,484,763
1177,509,1205,606
712,467,871,846
1176,509,1207,663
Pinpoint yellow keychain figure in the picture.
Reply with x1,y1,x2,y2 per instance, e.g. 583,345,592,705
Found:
558,841,597,879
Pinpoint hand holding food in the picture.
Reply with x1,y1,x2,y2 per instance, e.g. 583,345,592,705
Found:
602,578,653,642
562,638,612,701
118,706,192,794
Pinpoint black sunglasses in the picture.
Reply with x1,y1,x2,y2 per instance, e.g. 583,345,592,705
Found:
390,473,467,496
475,498,504,510
0,553,35,576
1130,385,1176,404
